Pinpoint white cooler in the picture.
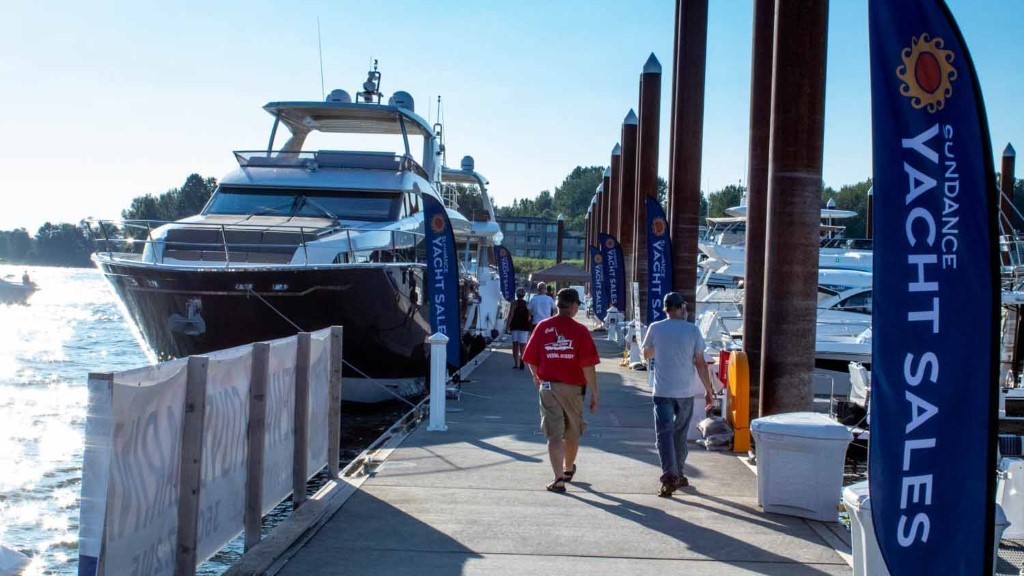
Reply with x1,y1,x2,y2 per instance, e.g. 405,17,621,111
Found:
997,457,1024,538
843,481,888,576
844,480,1009,576
751,412,852,521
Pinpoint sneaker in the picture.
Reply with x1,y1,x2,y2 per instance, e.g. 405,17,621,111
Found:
658,481,676,498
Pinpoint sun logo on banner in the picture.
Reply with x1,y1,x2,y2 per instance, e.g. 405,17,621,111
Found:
604,238,615,249
652,217,667,237
430,214,446,233
594,254,603,264
897,33,957,113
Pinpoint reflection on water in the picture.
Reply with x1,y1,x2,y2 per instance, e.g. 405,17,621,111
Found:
0,265,412,575
0,265,148,575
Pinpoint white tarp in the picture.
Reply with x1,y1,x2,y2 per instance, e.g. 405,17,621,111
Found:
261,337,296,514
196,346,253,563
306,329,330,478
103,359,189,576
78,328,340,575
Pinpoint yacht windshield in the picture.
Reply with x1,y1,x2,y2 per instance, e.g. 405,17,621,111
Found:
205,186,400,222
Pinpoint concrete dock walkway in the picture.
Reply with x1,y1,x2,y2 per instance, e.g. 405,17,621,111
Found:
275,337,850,575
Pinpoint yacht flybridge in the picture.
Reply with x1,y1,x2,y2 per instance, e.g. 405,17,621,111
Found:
88,65,503,402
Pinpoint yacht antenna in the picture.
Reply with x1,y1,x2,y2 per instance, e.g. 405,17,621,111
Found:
357,59,383,104
433,96,446,168
315,16,323,99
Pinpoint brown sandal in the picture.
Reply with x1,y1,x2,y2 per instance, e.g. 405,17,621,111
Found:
546,477,567,493
563,464,577,482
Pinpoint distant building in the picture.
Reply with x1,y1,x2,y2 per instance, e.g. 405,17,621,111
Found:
497,216,585,261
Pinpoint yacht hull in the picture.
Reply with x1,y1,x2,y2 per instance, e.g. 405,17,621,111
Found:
95,258,432,397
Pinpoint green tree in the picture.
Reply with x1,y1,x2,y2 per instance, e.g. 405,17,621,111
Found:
822,179,872,238
707,184,746,218
122,173,217,222
7,228,30,261
552,166,604,231
32,222,92,266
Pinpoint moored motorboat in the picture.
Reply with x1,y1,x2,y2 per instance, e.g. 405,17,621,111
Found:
88,65,501,403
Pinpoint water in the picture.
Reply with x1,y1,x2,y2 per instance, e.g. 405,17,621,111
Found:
0,265,149,574
0,265,414,574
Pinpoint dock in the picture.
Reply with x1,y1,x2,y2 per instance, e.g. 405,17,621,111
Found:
260,336,851,575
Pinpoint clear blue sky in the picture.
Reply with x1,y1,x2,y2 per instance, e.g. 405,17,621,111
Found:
2,0,1020,231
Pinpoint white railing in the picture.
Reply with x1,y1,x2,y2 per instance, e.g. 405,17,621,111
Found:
78,327,343,576
83,219,426,268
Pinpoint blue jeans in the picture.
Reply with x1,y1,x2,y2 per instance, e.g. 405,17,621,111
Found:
654,396,694,483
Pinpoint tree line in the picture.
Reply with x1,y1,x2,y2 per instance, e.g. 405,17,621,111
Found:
0,174,216,268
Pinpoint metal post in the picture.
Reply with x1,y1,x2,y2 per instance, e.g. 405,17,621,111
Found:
633,54,662,324
740,0,772,420
759,0,829,416
428,332,449,431
618,110,639,318
668,0,709,323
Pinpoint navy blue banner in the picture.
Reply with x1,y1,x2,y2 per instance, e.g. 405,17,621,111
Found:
868,2,998,574
645,197,673,324
598,233,626,315
494,245,516,302
590,245,608,321
423,193,462,369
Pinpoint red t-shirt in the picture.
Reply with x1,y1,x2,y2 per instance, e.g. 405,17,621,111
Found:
522,315,599,386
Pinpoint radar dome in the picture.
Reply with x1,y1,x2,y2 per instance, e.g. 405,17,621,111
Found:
460,156,475,171
326,89,352,104
388,91,415,112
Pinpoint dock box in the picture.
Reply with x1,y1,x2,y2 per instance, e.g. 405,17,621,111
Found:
751,412,852,521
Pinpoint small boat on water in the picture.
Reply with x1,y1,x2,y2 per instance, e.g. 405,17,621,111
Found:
0,275,36,304
87,64,502,403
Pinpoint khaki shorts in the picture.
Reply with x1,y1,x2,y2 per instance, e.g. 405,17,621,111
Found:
539,382,586,441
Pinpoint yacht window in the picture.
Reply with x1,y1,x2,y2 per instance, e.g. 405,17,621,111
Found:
205,187,400,222
836,291,872,314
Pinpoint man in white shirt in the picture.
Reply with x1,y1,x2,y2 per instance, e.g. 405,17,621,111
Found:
642,292,715,497
527,282,557,330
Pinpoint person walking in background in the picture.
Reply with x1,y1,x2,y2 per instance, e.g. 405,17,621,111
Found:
522,288,599,493
641,292,715,497
527,282,556,330
505,287,532,369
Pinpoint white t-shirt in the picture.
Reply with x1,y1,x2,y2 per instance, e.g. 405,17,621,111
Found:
641,318,706,398
527,294,556,325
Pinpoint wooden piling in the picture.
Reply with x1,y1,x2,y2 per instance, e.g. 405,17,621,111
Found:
609,144,622,241
1002,144,1017,231
760,0,829,416
328,326,344,478
244,343,270,551
176,356,209,576
740,0,773,419
293,333,311,509
633,54,662,324
618,110,639,317
668,0,709,322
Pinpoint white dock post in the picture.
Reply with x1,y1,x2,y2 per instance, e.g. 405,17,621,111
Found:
428,332,449,432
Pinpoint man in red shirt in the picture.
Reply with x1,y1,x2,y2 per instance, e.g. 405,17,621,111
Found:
522,288,600,492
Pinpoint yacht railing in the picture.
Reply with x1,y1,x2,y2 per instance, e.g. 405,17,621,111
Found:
83,219,427,268
233,150,430,181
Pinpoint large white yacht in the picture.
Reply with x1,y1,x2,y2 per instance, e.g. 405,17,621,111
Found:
89,65,502,402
